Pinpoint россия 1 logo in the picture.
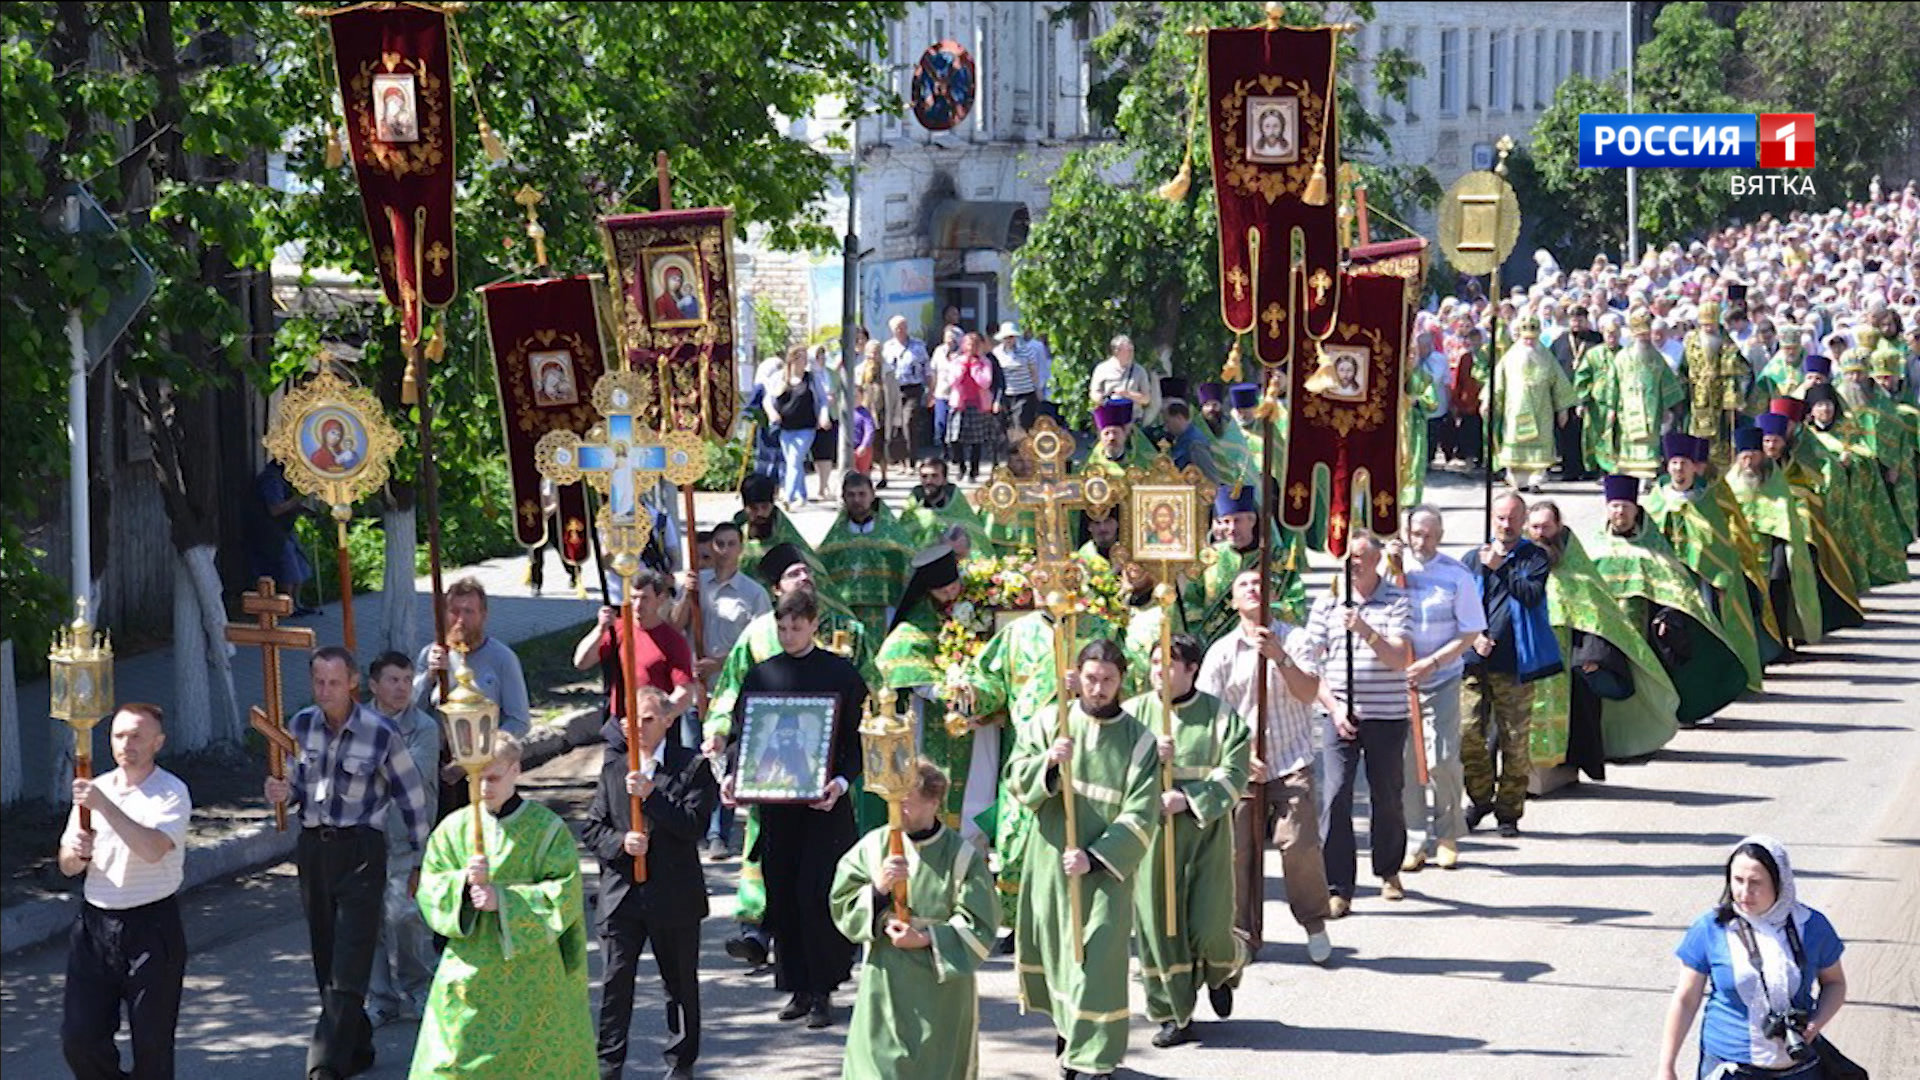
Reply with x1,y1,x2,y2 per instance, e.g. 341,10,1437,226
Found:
1579,113,1815,195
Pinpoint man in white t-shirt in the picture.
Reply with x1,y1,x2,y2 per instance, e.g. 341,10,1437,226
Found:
58,703,193,1080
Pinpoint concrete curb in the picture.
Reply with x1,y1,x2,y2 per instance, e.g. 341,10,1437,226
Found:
1,708,597,956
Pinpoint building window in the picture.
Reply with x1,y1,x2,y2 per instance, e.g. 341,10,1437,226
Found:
974,14,990,141
1534,29,1549,107
1571,30,1585,78
1591,30,1604,79
1555,29,1568,85
1403,27,1420,121
1438,28,1459,116
1512,29,1526,112
1489,30,1507,113
1612,30,1625,74
1467,29,1481,111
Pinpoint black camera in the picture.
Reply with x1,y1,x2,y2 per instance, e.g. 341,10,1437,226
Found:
1763,1009,1813,1061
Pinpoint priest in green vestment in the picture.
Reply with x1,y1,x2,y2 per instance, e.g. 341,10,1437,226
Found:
735,473,832,596
1006,639,1162,1079
1593,311,1686,479
1129,633,1248,1049
1641,433,1774,686
1522,497,1680,779
410,735,595,1079
1575,313,1622,475
1752,326,1808,404
1489,314,1577,491
830,759,998,1080
701,544,880,967
1081,398,1158,479
1726,426,1824,653
902,457,996,551
1119,560,1183,663
1075,512,1122,574
1680,301,1749,461
876,546,996,842
1400,360,1439,508
1586,481,1748,724
1197,382,1258,490
816,472,915,641
1182,485,1308,641
1758,411,1866,635
1801,384,1910,587
1870,344,1920,534
1839,351,1919,545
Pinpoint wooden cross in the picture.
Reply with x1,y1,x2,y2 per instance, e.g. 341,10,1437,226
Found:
973,417,1123,597
225,577,315,832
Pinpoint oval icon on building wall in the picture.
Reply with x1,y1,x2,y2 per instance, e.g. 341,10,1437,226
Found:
911,39,976,132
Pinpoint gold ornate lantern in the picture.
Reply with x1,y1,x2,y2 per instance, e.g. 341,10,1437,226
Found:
859,689,915,922
439,643,501,856
49,599,114,831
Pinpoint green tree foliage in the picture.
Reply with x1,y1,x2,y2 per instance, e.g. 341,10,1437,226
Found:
1012,2,1430,427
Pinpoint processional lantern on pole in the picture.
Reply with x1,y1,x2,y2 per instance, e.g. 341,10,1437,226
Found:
859,689,916,924
49,599,115,833
439,640,502,863
973,416,1125,963
1438,134,1521,541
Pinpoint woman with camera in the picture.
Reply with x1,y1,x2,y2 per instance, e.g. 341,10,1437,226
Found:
1656,837,1849,1079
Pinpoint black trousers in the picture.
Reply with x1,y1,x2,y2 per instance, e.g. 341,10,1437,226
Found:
1555,409,1588,479
296,826,386,1079
63,896,187,1080
1318,719,1410,898
596,912,702,1078
759,809,855,996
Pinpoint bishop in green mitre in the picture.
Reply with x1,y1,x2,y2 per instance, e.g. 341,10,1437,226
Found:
410,735,595,1080
1726,425,1825,654
816,472,915,641
1752,326,1808,404
1489,314,1577,491
830,759,998,1080
1182,485,1308,643
1593,311,1686,479
1587,481,1749,724
876,546,997,843
702,544,880,962
1128,633,1248,1050
1005,639,1162,1080
1521,496,1679,781
1680,301,1749,460
1640,434,1774,686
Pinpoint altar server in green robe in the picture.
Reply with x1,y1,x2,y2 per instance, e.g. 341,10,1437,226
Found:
1006,639,1162,1080
410,734,595,1079
830,760,998,1080
1129,633,1248,1050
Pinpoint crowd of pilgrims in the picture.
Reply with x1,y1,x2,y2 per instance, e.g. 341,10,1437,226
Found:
57,185,1917,1080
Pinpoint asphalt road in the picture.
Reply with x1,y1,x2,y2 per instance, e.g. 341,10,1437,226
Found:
4,470,1917,1080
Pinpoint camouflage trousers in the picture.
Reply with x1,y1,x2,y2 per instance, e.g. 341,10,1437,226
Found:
1461,669,1535,822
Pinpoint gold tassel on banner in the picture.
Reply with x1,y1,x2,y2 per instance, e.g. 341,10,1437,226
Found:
424,323,447,363
401,341,421,405
1158,39,1206,203
1221,341,1244,384
449,14,508,165
478,115,508,165
1303,160,1330,207
324,127,344,170
1156,158,1192,203
1301,27,1343,207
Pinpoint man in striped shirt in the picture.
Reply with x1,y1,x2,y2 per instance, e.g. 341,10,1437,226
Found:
267,646,430,1080
1300,535,1414,918
992,322,1041,436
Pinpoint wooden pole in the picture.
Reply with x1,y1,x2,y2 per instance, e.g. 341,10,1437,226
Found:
886,798,909,923
1158,578,1177,939
621,595,648,884
654,152,708,717
335,519,357,654
418,366,450,699
656,150,671,211
1055,607,1085,964
469,768,485,857
73,740,93,833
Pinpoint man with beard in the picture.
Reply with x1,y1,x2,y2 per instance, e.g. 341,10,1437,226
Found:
1838,347,1919,543
703,544,879,971
1005,639,1162,1080
1593,310,1686,482
1553,305,1604,481
1129,634,1249,1050
734,473,822,581
1585,477,1748,724
1756,411,1866,635
1076,511,1123,573
1753,325,1807,403
814,473,915,641
1869,343,1920,533
1081,398,1156,477
1640,434,1772,687
875,546,997,845
1726,427,1823,660
1681,301,1748,461
900,456,993,551
1182,485,1308,644
1801,384,1911,587
1489,314,1576,492
1196,382,1229,436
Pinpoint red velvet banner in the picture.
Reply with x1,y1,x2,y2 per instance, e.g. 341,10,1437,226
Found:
480,275,611,549
1207,25,1342,366
599,209,738,441
1281,271,1407,555
326,4,458,350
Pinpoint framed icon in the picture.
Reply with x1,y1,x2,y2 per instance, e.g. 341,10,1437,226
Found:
1128,484,1201,563
263,369,403,518
1245,95,1299,165
733,693,840,804
641,245,707,328
528,349,579,407
1317,343,1371,402
372,73,419,144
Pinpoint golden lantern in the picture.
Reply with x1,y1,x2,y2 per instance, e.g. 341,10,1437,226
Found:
49,599,114,830
859,690,914,922
438,644,501,855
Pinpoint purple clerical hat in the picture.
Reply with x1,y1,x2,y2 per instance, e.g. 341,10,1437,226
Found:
1228,382,1260,409
1094,398,1134,429
1803,354,1832,376
1214,484,1257,517
1732,426,1764,453
1661,432,1692,461
1602,474,1640,503
1756,414,1790,439
1196,381,1226,405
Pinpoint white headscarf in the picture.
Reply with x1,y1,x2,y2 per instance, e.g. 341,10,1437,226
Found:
1721,835,1815,1068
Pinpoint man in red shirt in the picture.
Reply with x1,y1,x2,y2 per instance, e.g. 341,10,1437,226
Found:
574,569,697,739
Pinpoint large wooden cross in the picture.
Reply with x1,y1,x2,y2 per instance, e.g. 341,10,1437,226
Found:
226,577,315,832
973,416,1124,597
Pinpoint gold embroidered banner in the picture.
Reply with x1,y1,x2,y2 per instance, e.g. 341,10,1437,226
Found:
599,209,738,440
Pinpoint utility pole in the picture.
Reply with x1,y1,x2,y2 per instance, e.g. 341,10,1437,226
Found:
837,104,863,475
1625,1,1639,266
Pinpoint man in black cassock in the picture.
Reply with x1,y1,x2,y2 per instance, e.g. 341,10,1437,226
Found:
725,588,867,1030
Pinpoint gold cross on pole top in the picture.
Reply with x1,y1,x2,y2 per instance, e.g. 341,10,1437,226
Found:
226,577,316,832
972,416,1123,597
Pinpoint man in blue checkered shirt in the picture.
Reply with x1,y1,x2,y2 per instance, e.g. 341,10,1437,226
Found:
266,645,430,1080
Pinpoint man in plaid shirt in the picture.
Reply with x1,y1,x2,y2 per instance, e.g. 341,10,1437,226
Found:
266,645,430,1080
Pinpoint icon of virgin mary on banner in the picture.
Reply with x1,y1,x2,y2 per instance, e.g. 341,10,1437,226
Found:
1206,24,1342,368
600,209,739,441
1281,271,1408,555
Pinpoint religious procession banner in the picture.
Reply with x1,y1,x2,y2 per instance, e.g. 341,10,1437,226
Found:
1350,238,1430,505
1206,23,1342,366
479,274,612,553
600,209,739,440
1281,270,1407,554
321,3,459,380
